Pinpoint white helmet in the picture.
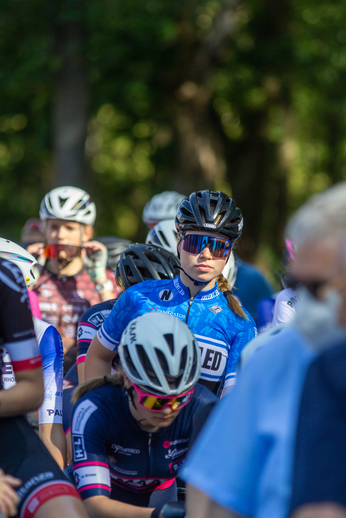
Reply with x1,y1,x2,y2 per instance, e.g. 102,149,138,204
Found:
222,251,237,289
119,312,201,396
145,219,178,256
142,191,186,227
0,238,37,286
39,186,96,225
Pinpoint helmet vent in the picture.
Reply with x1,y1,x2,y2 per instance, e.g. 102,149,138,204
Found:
122,345,141,379
136,344,160,385
163,333,174,355
58,196,68,208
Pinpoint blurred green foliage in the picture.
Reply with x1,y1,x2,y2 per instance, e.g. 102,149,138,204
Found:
0,0,346,268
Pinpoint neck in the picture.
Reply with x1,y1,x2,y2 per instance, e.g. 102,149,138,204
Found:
47,257,84,277
179,271,217,297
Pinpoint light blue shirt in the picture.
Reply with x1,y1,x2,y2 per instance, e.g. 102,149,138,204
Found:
181,326,315,518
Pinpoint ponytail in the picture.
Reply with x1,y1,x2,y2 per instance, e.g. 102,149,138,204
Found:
216,274,248,319
72,372,124,405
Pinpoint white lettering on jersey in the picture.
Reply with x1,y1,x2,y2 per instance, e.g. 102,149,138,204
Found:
72,400,98,435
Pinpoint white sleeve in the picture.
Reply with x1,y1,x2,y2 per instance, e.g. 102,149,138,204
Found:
272,289,298,326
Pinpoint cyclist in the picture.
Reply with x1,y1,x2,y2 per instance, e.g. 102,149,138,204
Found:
63,243,180,463
0,257,87,518
85,190,256,396
31,186,118,372
70,312,217,517
142,191,186,229
0,239,65,468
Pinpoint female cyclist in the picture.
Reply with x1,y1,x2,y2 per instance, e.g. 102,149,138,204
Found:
70,311,216,518
85,190,256,396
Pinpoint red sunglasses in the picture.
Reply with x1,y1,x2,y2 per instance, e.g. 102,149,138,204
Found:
132,383,194,412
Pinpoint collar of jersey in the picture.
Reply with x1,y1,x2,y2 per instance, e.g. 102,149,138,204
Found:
174,275,220,301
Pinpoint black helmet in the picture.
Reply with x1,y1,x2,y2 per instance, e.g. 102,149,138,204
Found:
96,236,132,272
175,190,243,242
116,243,180,290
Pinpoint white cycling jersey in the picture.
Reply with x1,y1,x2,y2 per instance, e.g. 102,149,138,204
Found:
272,288,299,326
2,317,64,424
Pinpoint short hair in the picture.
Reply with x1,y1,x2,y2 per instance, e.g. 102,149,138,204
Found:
286,182,346,247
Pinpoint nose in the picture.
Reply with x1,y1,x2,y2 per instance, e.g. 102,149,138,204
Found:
57,225,68,242
199,245,213,259
160,405,174,416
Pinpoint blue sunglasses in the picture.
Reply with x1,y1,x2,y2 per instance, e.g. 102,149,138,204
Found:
182,234,232,258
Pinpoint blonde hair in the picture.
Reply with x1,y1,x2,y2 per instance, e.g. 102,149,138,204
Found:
72,372,124,405
217,274,248,319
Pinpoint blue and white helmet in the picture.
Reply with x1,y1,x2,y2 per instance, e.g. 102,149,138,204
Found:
0,238,37,286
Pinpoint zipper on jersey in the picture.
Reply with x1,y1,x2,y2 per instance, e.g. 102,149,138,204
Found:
147,432,152,479
185,295,196,325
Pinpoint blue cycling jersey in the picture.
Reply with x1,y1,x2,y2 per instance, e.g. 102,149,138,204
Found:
71,383,216,503
98,276,256,395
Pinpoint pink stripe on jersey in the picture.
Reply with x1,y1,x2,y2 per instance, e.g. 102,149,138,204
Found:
79,484,110,492
79,322,96,328
12,355,42,372
76,354,86,365
155,478,175,490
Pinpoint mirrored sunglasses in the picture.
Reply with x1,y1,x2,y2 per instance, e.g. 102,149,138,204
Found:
182,234,232,258
44,244,82,260
132,383,194,412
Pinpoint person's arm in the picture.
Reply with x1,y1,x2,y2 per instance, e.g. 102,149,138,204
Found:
291,503,346,518
0,367,43,416
83,495,154,518
39,422,66,468
84,335,116,380
187,485,242,518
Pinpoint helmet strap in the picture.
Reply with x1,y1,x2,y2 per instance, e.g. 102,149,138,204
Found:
176,266,210,286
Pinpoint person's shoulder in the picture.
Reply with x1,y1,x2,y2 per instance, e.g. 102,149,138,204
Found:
0,258,23,286
309,339,346,395
275,288,298,305
79,298,117,322
192,383,218,405
126,278,174,296
75,383,123,411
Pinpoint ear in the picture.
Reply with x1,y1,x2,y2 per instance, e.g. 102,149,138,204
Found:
123,371,133,389
81,224,94,242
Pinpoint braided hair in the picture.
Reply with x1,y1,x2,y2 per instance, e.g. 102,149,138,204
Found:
216,274,248,319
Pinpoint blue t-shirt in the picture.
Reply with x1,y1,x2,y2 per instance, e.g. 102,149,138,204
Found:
290,339,346,513
234,256,273,322
181,326,316,518
97,276,256,395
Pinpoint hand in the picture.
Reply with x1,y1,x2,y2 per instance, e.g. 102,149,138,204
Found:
0,469,21,518
26,242,45,257
83,241,108,283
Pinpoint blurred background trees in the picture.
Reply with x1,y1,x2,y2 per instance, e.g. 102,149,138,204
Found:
1,0,346,270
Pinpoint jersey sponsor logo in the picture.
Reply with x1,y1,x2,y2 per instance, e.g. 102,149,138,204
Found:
197,342,227,376
73,464,110,491
87,310,111,326
152,308,185,320
209,305,223,314
168,457,186,474
47,409,63,417
110,474,165,489
3,361,13,375
287,294,299,307
72,399,98,435
17,471,55,499
73,435,87,462
163,438,189,449
111,444,141,455
165,447,188,460
173,277,186,296
200,290,219,301
159,289,174,302
77,325,95,340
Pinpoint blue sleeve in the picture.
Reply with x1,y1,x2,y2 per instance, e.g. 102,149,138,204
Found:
224,313,257,389
39,325,64,424
180,361,262,517
97,287,144,351
71,395,111,499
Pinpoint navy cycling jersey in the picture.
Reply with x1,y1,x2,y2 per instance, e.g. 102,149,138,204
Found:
71,383,217,501
98,276,256,394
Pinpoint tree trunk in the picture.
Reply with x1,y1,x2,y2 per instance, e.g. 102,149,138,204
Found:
50,0,88,188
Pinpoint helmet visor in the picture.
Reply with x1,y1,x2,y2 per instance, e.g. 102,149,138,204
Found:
182,234,232,258
132,383,194,412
